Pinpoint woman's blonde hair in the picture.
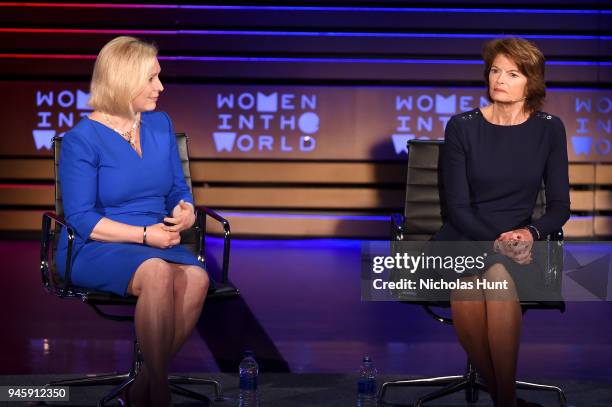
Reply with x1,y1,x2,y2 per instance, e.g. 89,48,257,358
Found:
88,36,158,117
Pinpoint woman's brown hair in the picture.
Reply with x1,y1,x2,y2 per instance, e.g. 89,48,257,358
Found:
482,37,546,113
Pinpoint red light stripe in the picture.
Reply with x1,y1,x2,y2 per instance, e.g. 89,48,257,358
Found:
0,28,175,35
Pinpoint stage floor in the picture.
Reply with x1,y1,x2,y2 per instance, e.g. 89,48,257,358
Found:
2,238,611,401
0,373,610,406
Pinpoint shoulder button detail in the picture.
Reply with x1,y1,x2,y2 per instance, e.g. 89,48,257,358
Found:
534,111,553,120
458,109,480,121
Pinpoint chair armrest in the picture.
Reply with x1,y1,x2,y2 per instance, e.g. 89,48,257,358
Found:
548,229,563,242
543,229,564,290
41,212,75,295
390,213,406,241
194,206,231,284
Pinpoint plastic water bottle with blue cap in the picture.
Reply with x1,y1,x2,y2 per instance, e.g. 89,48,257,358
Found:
356,355,378,407
238,350,259,406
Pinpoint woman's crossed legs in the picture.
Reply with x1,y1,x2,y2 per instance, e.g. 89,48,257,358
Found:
450,263,521,407
126,258,209,406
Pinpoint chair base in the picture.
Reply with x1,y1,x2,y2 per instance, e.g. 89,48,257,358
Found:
47,341,224,406
378,360,567,407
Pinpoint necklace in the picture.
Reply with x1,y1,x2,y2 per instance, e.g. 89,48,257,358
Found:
104,113,140,148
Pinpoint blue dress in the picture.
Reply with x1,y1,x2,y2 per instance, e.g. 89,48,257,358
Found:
56,111,204,296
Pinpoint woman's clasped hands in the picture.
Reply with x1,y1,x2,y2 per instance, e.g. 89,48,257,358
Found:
144,200,196,249
164,199,196,232
145,223,181,249
494,228,534,265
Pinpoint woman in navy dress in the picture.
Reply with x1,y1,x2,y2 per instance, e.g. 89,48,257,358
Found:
56,36,208,406
432,38,570,407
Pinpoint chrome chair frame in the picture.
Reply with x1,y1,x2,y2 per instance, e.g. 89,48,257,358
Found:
40,134,239,407
378,140,567,407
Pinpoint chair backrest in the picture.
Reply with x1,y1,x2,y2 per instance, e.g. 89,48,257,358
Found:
52,133,198,255
403,140,546,240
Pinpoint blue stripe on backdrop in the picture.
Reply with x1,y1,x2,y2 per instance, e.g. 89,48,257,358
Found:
2,29,611,41
218,214,593,223
220,213,391,222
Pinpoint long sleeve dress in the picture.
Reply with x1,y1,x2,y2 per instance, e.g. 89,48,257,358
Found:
56,111,204,296
431,108,571,299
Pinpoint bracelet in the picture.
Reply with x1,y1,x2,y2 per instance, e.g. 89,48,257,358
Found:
524,225,541,240
143,226,147,245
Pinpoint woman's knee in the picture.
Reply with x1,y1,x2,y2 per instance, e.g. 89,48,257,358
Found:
483,262,518,300
132,258,174,296
450,275,484,301
187,266,210,295
173,265,209,298
484,262,511,282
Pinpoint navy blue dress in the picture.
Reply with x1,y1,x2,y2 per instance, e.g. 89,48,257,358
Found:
56,111,204,296
432,108,570,298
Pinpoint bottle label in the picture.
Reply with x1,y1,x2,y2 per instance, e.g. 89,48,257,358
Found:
240,377,258,391
357,379,376,395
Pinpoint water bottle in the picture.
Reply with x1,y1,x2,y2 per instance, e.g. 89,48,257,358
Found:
238,350,259,406
356,355,378,407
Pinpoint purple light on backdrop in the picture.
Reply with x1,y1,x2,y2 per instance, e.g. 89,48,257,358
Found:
2,3,610,14
1,53,610,67
0,28,610,42
213,213,595,224
219,212,390,222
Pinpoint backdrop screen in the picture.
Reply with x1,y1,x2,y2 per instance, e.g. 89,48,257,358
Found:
3,82,610,162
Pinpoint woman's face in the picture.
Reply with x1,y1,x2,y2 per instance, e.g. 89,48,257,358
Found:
488,54,528,105
132,58,164,114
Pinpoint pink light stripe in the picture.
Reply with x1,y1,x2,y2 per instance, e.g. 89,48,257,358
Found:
0,53,96,59
0,2,174,8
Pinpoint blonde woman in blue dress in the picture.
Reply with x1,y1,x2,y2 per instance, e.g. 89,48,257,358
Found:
57,36,208,406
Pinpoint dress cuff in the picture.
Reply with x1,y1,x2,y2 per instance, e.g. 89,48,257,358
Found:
524,224,541,241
